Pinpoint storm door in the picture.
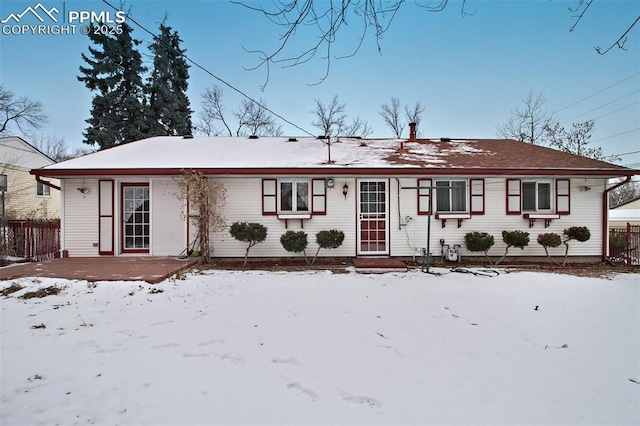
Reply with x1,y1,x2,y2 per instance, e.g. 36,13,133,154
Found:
121,184,150,253
357,179,389,255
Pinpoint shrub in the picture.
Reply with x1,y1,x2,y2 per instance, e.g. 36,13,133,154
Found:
563,226,591,242
311,230,345,265
561,226,591,266
537,232,562,264
280,231,309,264
464,231,495,264
496,230,530,264
229,222,268,268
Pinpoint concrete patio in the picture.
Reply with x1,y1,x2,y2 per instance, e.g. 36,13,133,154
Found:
0,257,201,284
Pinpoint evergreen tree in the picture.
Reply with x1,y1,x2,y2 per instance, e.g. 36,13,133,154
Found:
147,23,192,136
78,23,149,149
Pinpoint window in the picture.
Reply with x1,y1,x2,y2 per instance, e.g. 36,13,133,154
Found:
522,181,551,212
263,178,326,216
436,180,466,212
36,182,50,196
280,180,309,213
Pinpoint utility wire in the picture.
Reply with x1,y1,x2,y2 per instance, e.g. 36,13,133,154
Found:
562,89,640,123
614,149,640,157
590,101,640,122
101,0,315,137
590,127,640,144
553,71,640,114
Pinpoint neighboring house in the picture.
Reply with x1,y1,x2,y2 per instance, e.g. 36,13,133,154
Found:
0,136,60,219
32,124,637,261
610,195,640,228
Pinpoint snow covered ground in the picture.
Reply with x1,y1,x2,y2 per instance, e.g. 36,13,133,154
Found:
1,268,639,425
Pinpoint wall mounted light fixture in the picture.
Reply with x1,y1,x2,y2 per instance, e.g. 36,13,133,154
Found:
342,183,349,199
579,186,591,192
326,178,335,188
77,187,89,194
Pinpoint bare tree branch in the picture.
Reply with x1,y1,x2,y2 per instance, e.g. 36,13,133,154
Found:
568,0,593,32
234,98,283,137
596,15,640,55
379,97,404,138
343,117,373,138
311,94,347,137
0,86,47,135
194,85,233,137
497,91,555,145
405,101,425,137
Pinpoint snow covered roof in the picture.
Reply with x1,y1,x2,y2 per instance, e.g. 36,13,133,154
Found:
34,136,635,177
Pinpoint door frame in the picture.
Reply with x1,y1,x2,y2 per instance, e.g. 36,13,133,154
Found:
120,182,150,254
356,178,390,256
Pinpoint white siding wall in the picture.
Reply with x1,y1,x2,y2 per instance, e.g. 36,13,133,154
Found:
390,177,604,259
60,175,606,259
211,177,357,258
62,179,100,257
150,179,187,256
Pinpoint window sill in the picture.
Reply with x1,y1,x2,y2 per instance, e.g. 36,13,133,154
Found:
277,213,311,229
277,213,311,220
523,213,560,228
435,213,471,228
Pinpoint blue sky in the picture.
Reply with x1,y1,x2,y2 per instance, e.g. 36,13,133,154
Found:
1,0,639,167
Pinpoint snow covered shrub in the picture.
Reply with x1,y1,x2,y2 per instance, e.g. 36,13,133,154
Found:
229,222,268,268
311,230,345,265
561,226,591,266
537,232,562,264
496,230,530,264
464,231,495,264
280,230,309,264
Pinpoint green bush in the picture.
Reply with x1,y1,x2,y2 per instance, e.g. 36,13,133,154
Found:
502,230,530,249
464,232,495,263
280,231,309,263
316,230,345,249
229,222,268,268
561,226,591,266
496,230,530,264
537,232,562,265
564,226,591,242
610,234,627,251
311,230,345,265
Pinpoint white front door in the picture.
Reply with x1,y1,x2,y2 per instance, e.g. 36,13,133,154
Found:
357,179,389,255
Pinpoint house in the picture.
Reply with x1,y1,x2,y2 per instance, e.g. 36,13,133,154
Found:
31,124,637,262
610,195,640,228
0,136,60,219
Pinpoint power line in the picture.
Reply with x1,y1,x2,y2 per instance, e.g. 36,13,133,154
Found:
562,89,640,123
614,149,640,157
591,100,640,122
100,0,315,137
590,127,640,143
553,71,640,115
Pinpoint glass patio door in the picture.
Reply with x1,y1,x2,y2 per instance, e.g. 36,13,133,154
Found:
122,184,150,253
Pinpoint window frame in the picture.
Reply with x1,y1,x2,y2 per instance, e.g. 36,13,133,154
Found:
435,179,468,213
36,181,50,197
278,178,311,214
522,179,553,213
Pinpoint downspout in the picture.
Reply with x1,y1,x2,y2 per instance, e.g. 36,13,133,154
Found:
602,175,632,261
35,175,61,191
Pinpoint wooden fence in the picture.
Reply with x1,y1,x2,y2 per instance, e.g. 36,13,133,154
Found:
609,224,640,267
2,219,61,261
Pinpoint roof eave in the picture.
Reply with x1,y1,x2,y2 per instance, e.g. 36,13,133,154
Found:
31,167,637,178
